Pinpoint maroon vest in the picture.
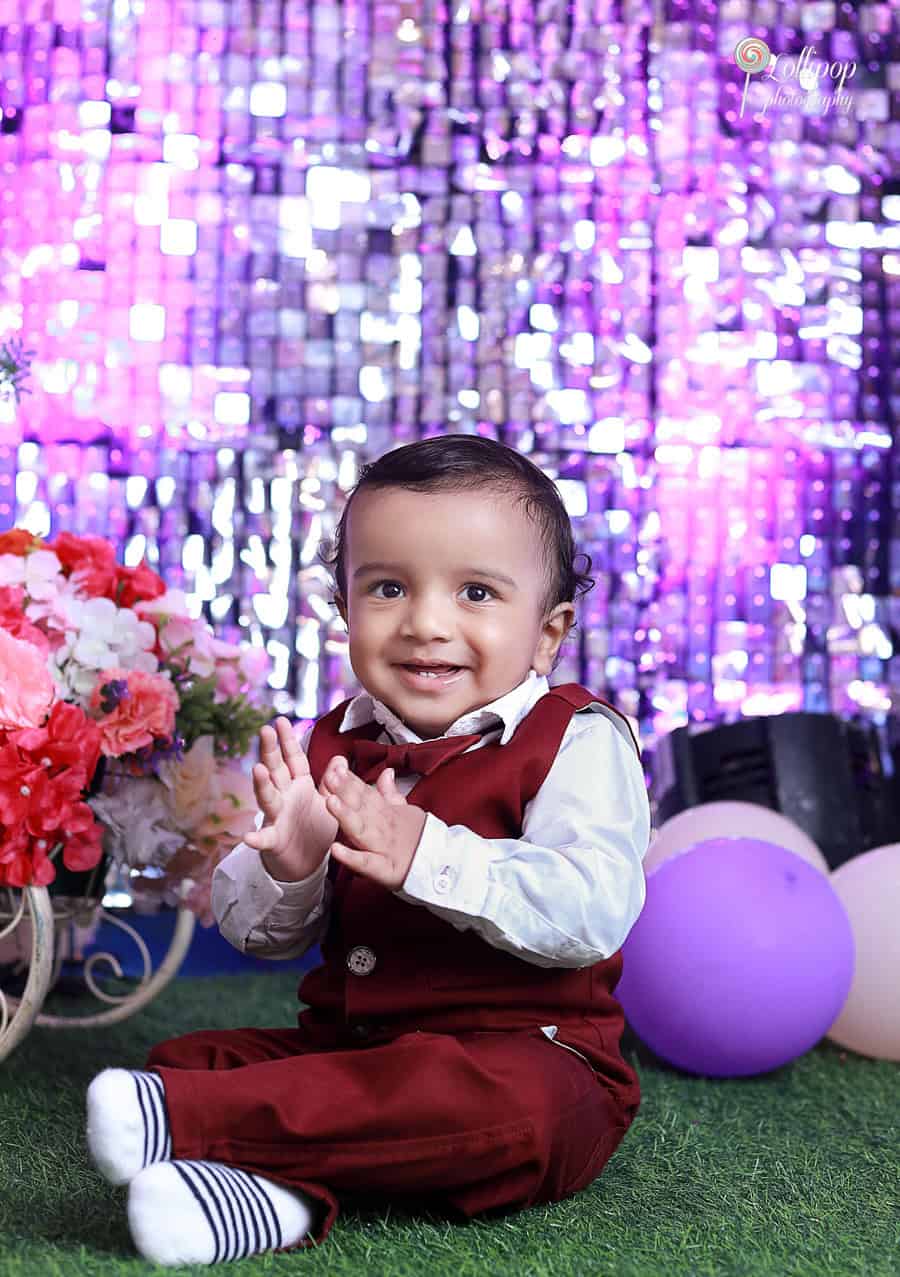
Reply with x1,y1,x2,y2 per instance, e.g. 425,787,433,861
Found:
300,683,644,1100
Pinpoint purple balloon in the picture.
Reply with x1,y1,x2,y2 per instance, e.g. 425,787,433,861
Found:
617,837,855,1078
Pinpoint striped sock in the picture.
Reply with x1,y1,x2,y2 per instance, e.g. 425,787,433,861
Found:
86,1068,172,1186
127,1160,314,1266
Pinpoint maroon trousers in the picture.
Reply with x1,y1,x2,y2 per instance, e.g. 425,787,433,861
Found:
148,1016,637,1248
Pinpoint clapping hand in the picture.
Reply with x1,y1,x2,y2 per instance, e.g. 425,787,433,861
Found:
320,755,427,891
243,718,340,881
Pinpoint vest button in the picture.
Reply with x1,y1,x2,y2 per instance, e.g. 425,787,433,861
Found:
346,945,377,976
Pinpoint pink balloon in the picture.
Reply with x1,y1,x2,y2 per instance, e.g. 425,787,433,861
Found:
646,801,829,877
826,843,900,1062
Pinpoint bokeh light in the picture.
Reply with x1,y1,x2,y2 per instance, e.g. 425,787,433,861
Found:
0,0,897,772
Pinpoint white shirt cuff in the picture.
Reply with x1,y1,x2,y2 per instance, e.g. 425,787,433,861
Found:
212,843,330,948
397,813,488,916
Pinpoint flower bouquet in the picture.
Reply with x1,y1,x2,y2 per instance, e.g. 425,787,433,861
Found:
0,528,270,923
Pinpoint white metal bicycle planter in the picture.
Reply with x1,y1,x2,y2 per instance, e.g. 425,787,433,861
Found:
0,884,195,1062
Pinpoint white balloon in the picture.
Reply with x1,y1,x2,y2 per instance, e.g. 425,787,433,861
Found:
826,843,900,1062
646,801,829,877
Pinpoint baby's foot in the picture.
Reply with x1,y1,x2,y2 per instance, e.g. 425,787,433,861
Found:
128,1160,313,1265
86,1068,171,1185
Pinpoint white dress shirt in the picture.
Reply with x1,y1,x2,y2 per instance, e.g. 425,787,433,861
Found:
212,669,650,970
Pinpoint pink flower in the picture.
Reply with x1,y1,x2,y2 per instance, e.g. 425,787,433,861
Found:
22,582,81,653
212,638,270,701
0,584,50,653
239,645,270,684
135,588,193,623
88,667,179,757
158,616,218,678
160,737,256,844
0,628,56,729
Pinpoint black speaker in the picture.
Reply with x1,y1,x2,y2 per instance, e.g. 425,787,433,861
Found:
652,712,900,871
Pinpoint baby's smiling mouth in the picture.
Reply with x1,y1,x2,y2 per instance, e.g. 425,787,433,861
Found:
395,662,465,681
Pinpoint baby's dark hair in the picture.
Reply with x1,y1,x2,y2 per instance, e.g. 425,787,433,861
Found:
318,435,595,662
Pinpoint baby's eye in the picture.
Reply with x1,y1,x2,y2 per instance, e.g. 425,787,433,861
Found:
370,580,403,598
367,581,493,603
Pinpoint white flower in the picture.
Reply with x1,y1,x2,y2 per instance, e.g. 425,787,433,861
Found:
24,573,84,640
0,548,84,648
0,548,64,599
0,554,24,588
48,594,160,704
136,588,195,622
89,778,186,869
48,651,101,701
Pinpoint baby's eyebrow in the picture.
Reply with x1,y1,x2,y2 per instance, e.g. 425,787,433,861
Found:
353,562,518,588
352,562,408,580
457,568,518,587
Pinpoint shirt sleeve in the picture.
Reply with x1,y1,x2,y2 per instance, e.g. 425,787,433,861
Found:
210,720,332,959
394,710,651,968
212,845,332,959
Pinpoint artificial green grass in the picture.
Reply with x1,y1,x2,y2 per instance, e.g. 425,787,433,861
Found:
1,969,898,1277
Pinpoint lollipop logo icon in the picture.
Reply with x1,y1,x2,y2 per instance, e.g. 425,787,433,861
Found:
734,37,771,74
734,37,771,117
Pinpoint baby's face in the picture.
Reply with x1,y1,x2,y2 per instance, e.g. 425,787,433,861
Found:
335,487,574,738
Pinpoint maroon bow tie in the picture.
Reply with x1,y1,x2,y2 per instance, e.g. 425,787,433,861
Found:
349,731,486,783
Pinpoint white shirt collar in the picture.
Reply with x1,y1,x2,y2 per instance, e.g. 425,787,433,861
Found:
337,668,549,747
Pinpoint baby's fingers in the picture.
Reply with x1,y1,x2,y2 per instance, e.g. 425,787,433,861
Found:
243,824,281,852
274,716,310,782
252,763,283,821
258,721,293,792
376,768,406,805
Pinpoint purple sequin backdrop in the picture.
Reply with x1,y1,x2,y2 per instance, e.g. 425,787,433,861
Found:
1,0,898,767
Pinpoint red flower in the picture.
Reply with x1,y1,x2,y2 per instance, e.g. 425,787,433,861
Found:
49,533,165,608
59,801,105,872
0,703,104,887
14,700,102,780
26,769,88,836
50,531,117,597
0,790,104,884
114,560,166,609
0,828,56,887
0,743,39,826
0,529,46,557
0,584,50,653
